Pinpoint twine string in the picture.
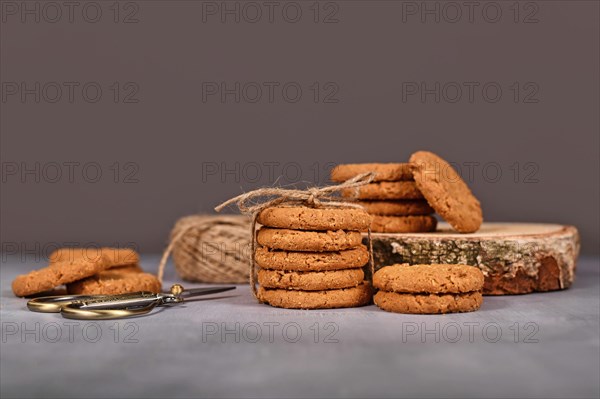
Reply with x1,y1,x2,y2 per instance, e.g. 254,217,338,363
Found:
214,172,374,214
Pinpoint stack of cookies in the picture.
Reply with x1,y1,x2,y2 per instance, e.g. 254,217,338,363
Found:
331,163,437,233
331,151,483,234
254,206,373,309
373,264,484,314
12,247,161,297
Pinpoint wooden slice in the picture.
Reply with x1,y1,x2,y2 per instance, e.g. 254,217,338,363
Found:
368,222,580,295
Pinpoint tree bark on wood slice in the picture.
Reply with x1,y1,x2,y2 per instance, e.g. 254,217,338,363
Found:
366,223,580,295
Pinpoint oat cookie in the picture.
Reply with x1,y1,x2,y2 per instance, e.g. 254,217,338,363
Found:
258,282,372,309
373,264,484,294
254,245,369,271
342,182,424,200
258,268,364,291
374,291,483,314
49,247,139,267
103,264,143,274
357,200,433,216
410,151,483,233
331,163,414,182
371,215,437,233
12,254,111,297
67,268,161,295
257,206,371,231
257,228,363,252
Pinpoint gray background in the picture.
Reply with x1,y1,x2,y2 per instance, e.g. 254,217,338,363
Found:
1,0,599,256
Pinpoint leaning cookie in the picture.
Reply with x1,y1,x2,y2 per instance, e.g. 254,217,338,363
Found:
257,206,371,231
12,255,111,297
410,151,483,233
370,215,437,233
258,282,372,309
331,163,414,182
254,245,369,271
257,228,363,252
258,268,364,291
67,268,161,295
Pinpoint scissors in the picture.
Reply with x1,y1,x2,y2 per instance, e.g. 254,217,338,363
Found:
27,284,236,320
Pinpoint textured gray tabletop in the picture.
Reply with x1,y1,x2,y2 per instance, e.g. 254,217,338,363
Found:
1,255,599,399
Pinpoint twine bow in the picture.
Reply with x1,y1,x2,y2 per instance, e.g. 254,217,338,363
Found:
214,172,376,300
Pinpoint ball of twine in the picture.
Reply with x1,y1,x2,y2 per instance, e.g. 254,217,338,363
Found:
159,214,252,284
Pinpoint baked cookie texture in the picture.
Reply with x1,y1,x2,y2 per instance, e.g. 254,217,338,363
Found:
374,291,483,314
342,182,424,200
257,228,363,252
330,162,445,234
67,267,161,295
12,245,153,297
257,206,371,231
258,282,372,309
254,245,369,271
409,150,482,233
370,215,437,233
373,264,484,294
12,254,112,297
258,268,364,291
331,163,414,182
372,263,484,314
254,204,373,309
49,247,139,267
357,200,434,216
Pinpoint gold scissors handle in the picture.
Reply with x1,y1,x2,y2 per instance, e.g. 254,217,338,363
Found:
61,301,159,320
26,284,236,320
28,292,162,319
28,295,110,313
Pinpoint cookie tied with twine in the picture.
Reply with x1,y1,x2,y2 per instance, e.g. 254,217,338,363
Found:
214,172,376,301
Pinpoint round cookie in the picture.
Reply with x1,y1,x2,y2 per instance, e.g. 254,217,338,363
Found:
409,151,483,233
331,163,414,182
258,268,364,291
373,264,484,294
257,206,371,231
374,291,483,314
342,182,424,200
67,269,162,295
258,282,372,309
49,247,139,267
371,215,437,233
357,200,434,216
255,245,369,271
104,264,144,274
12,255,111,297
257,228,363,252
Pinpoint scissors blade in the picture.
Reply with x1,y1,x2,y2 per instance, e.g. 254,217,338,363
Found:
180,286,236,298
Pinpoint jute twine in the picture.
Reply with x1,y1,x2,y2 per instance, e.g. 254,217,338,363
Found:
157,214,252,284
214,172,376,301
